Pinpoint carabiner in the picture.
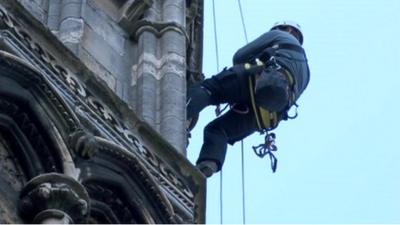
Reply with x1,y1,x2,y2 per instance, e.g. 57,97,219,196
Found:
268,56,282,70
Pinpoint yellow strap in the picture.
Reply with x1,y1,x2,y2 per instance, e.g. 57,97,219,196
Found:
248,76,263,130
282,68,294,86
259,108,274,129
282,68,296,102
248,65,291,131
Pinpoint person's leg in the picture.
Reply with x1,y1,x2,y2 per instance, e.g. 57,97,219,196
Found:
196,108,258,172
187,83,212,120
202,67,250,105
187,67,250,126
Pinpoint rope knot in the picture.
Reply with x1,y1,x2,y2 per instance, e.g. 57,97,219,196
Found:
252,132,278,172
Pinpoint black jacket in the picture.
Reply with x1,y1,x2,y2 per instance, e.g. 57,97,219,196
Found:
233,30,310,101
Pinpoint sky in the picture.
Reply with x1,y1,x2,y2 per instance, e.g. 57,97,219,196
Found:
187,0,400,224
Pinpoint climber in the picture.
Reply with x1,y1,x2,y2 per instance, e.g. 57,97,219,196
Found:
187,21,310,177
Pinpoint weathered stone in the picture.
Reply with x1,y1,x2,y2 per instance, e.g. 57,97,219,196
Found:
81,24,129,78
17,0,48,23
0,0,205,223
84,2,127,55
59,17,85,44
47,0,62,31
78,47,117,91
60,0,83,18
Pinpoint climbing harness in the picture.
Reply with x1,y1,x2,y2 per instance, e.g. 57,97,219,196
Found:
252,131,278,172
245,52,301,173
257,43,307,63
286,102,299,119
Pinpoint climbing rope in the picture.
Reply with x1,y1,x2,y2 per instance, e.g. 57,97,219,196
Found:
211,1,223,224
212,1,251,224
252,132,278,172
238,0,249,44
212,0,220,72
240,139,246,224
238,0,248,224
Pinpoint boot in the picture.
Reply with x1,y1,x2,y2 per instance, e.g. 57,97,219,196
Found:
196,160,218,178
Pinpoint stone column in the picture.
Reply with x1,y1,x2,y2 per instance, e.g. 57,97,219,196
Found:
135,29,158,129
159,0,186,154
58,0,85,54
47,0,62,33
133,0,187,154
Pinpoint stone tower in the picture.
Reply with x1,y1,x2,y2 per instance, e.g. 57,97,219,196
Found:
0,0,205,223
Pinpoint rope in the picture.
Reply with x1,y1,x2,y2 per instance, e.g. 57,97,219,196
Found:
241,139,246,224
238,0,248,224
220,169,223,225
237,0,249,44
212,1,223,224
212,1,249,224
212,0,220,71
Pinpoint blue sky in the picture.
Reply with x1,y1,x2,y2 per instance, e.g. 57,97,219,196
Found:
187,0,400,224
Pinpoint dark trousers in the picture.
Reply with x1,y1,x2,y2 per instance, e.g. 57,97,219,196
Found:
187,67,258,171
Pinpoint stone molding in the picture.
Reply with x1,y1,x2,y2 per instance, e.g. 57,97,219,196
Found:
0,3,205,223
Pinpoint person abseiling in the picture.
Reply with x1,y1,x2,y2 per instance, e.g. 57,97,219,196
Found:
187,21,310,177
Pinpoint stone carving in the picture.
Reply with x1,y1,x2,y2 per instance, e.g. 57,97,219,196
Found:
19,173,90,223
118,0,153,33
69,130,99,159
0,4,196,215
